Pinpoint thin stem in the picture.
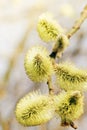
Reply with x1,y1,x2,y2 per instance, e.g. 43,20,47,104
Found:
47,76,54,95
47,58,56,95
67,5,87,39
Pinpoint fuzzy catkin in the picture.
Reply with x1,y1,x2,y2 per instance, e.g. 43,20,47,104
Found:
15,91,54,126
24,45,53,82
55,62,87,91
54,90,84,125
37,13,64,42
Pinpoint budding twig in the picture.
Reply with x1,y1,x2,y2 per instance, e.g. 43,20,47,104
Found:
49,4,87,61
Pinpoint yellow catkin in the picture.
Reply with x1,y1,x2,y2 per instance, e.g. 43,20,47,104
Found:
37,13,64,42
24,45,53,82
54,90,84,126
15,91,54,126
55,62,87,91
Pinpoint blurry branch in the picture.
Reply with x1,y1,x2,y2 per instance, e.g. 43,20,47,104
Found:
0,87,6,98
67,5,87,39
0,113,11,130
3,22,33,83
1,121,10,130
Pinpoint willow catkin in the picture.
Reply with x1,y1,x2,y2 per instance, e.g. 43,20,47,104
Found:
37,13,64,42
54,90,84,126
15,91,54,126
55,62,87,91
24,45,53,82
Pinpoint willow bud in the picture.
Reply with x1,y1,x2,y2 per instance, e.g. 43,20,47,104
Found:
53,34,69,58
24,45,53,82
37,13,64,42
15,91,54,126
55,62,87,91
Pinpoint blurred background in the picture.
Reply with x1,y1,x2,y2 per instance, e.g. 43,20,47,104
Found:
0,0,87,130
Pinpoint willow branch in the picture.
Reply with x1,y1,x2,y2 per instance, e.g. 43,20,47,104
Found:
67,5,87,39
48,5,87,95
